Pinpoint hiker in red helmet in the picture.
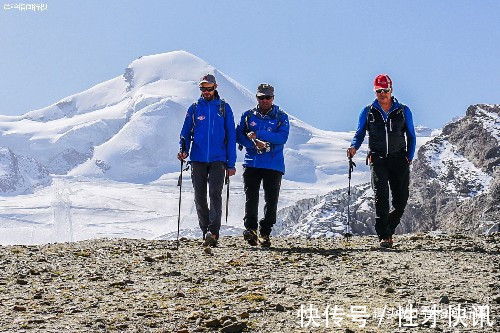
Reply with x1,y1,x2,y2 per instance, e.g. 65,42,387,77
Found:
347,74,416,248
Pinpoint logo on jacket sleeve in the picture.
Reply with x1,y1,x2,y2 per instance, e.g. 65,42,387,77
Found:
197,115,205,121
250,121,257,127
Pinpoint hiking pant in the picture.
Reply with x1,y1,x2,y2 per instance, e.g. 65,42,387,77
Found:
191,161,226,238
370,155,410,239
243,167,282,236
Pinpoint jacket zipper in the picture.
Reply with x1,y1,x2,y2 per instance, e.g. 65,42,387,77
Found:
376,108,389,157
207,103,211,161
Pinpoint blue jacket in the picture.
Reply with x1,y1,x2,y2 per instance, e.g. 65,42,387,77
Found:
236,105,289,173
351,97,416,161
179,95,237,168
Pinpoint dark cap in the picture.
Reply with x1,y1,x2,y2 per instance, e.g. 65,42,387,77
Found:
256,83,274,96
199,74,216,86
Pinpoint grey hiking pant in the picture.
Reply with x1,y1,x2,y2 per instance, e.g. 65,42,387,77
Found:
191,161,226,237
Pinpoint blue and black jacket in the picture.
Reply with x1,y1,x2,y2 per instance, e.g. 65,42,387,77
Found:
351,97,416,161
179,95,236,169
236,105,289,173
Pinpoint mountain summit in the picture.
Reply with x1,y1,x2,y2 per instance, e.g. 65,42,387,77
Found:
0,51,255,183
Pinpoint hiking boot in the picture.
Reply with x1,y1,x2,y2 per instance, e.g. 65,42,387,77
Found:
243,229,258,246
380,238,392,248
203,231,218,247
260,234,271,248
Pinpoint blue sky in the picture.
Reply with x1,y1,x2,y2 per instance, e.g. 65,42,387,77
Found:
1,0,499,131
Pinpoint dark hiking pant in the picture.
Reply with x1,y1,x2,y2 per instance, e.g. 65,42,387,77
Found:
243,167,282,236
370,155,410,240
191,161,226,237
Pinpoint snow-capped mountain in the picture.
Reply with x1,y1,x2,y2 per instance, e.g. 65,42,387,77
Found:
0,147,51,195
273,104,499,237
0,50,366,186
0,51,255,183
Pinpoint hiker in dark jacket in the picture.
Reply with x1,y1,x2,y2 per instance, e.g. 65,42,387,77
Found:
347,74,416,248
178,74,236,247
236,83,290,248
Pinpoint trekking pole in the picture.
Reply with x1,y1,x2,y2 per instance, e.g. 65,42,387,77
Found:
176,138,187,249
225,171,230,224
345,156,356,239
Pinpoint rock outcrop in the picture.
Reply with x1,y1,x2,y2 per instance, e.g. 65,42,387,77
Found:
0,147,51,195
401,104,499,234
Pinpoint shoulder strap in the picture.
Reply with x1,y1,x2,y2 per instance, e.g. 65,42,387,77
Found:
276,108,285,128
244,109,255,133
398,103,406,124
190,102,198,139
219,99,226,118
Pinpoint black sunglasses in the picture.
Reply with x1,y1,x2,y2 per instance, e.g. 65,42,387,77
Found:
200,86,215,92
375,88,391,93
257,95,273,100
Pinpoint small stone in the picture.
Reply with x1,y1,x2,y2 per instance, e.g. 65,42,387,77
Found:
16,279,28,285
238,311,249,319
177,330,189,333
276,303,286,312
440,296,450,304
28,319,46,324
144,256,155,262
493,295,500,304
175,291,186,298
385,287,395,293
187,311,204,320
204,318,221,327
221,321,247,333
345,329,356,333
222,319,233,327
219,315,237,322
204,247,212,255
13,305,27,311
166,271,182,277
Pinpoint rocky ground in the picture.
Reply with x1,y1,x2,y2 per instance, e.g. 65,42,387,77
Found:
0,233,499,332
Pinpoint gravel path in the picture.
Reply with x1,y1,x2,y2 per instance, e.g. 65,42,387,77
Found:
1,233,498,332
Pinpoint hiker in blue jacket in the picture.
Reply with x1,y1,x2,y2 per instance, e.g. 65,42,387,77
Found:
178,74,237,247
347,74,416,248
236,83,290,248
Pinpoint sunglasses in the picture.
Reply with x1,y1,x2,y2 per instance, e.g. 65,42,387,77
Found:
375,88,391,93
257,95,273,100
200,86,215,92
